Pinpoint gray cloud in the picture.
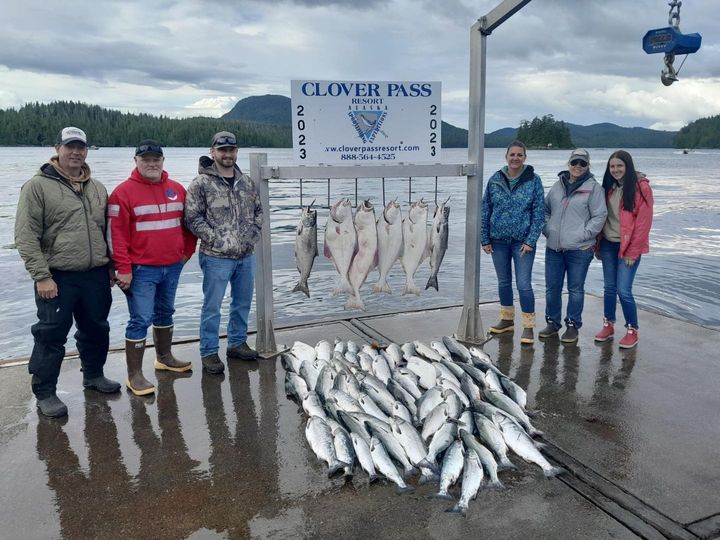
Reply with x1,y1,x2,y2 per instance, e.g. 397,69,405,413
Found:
0,0,716,130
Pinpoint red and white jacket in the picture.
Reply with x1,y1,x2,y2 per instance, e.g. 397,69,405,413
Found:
599,176,654,260
107,169,196,274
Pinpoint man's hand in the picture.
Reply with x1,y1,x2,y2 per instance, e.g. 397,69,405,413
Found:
36,277,58,299
115,272,133,290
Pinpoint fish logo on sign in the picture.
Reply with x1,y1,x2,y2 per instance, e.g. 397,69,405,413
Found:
348,110,387,143
166,188,178,201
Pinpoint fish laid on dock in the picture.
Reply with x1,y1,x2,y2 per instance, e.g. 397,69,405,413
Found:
292,201,318,297
282,334,563,516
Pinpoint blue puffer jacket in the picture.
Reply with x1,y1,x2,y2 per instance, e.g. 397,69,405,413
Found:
481,165,546,247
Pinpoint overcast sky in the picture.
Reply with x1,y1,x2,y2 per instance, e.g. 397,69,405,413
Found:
0,0,717,131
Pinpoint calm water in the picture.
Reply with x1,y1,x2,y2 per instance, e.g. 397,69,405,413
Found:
1,146,719,359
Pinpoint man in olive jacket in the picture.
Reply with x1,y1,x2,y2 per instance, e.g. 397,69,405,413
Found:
15,127,121,418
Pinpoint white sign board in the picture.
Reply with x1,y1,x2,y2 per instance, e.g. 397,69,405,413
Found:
291,80,441,165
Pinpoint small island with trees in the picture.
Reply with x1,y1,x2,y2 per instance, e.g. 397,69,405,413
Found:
516,114,573,149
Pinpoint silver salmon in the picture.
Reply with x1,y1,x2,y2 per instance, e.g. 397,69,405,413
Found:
292,201,318,297
426,201,450,291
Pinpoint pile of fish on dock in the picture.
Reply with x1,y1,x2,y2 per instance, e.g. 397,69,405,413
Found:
283,335,564,516
293,197,450,311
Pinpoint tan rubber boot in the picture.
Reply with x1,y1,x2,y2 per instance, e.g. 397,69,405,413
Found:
490,306,515,334
520,312,535,344
125,339,155,396
153,325,192,372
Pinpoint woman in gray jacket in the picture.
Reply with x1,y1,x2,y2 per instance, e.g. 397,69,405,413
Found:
539,149,607,343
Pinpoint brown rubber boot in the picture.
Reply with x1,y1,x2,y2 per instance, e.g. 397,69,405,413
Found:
153,325,192,372
520,312,535,345
490,306,515,334
125,339,155,396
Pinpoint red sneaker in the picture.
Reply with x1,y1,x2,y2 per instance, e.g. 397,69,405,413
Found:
594,319,614,342
619,327,638,349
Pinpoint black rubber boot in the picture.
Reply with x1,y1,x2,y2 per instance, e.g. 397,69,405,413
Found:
37,395,68,418
83,375,121,393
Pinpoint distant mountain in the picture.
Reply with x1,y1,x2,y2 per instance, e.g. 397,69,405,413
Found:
221,94,469,148
222,94,291,125
566,122,676,148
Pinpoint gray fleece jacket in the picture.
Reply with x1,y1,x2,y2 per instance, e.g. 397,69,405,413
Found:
543,170,607,251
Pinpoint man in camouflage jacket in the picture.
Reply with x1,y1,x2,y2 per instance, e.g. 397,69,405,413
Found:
184,131,263,373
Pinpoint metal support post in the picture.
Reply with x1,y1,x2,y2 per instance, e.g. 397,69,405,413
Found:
456,0,532,344
456,19,487,344
250,153,277,356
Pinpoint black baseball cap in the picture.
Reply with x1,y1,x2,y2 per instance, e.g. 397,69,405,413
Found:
211,131,237,148
135,139,163,156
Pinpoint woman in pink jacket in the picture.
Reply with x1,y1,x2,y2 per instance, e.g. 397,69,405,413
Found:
594,150,653,348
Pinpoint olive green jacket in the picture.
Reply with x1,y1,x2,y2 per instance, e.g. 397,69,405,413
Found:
15,162,110,281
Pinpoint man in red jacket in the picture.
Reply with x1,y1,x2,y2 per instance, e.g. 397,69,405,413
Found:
108,140,197,396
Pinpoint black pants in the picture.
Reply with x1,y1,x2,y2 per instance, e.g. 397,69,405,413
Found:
29,266,112,399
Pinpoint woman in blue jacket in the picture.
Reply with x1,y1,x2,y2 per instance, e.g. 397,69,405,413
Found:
481,140,545,344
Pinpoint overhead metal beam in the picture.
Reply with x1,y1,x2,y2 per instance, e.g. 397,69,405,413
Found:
475,0,533,35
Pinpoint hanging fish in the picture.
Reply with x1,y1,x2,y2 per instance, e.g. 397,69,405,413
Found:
426,198,450,291
324,198,357,296
292,200,318,297
373,199,403,295
400,199,429,295
345,200,378,311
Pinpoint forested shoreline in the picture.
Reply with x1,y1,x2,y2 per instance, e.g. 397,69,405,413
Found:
1,100,713,148
0,102,291,148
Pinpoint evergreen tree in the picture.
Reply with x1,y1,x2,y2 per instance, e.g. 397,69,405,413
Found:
0,101,292,147
674,114,720,149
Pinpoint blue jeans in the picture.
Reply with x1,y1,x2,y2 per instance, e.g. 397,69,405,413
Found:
490,239,536,313
199,253,256,357
599,238,641,328
125,262,183,340
544,248,594,328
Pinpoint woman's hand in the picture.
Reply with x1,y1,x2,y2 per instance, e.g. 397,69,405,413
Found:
623,257,636,266
482,244,493,254
520,243,534,255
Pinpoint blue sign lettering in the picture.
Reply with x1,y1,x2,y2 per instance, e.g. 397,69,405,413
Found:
301,81,383,97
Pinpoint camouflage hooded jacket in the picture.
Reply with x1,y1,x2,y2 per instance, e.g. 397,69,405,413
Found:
184,156,263,259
